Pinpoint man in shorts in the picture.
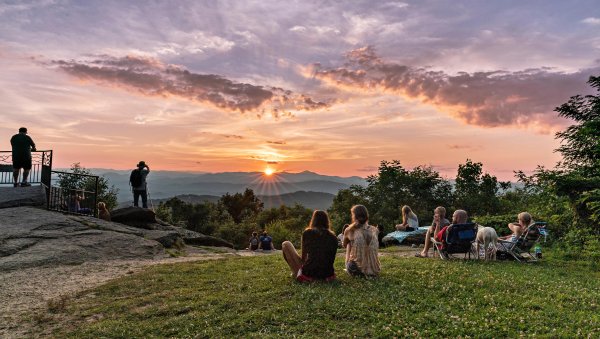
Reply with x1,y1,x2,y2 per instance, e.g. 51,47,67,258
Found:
10,127,36,187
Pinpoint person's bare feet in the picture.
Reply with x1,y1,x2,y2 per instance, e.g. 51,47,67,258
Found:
415,251,428,258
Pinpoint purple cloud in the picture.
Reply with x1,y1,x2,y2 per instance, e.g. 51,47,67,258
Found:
51,55,329,117
312,46,598,128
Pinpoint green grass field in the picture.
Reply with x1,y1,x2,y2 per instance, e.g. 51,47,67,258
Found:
39,250,599,338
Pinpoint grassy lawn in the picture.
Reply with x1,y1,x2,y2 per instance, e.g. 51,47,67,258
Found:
40,251,599,338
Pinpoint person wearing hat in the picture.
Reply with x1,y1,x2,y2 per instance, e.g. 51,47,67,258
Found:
10,127,36,187
130,161,150,208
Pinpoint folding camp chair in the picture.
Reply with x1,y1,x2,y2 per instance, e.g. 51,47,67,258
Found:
496,222,546,262
431,223,478,260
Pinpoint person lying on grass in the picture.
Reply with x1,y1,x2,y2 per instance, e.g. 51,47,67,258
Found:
342,205,380,277
282,210,339,282
416,206,451,258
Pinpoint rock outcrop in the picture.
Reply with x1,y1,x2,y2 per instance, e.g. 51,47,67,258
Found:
0,206,163,271
110,207,234,248
0,186,46,209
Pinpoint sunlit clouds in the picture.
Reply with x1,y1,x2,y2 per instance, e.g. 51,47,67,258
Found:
51,55,329,118
310,46,598,130
0,1,598,179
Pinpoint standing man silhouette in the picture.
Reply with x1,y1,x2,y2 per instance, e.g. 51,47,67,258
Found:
10,127,36,187
130,161,150,208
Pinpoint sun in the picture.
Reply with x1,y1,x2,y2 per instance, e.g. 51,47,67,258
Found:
264,167,274,176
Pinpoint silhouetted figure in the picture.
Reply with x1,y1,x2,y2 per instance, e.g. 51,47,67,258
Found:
130,161,150,208
10,127,36,187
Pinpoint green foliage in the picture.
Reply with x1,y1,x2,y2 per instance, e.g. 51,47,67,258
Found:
256,204,312,249
212,219,256,249
554,76,600,177
219,188,264,223
328,160,453,234
44,254,600,337
327,188,367,233
57,163,119,210
454,159,507,216
156,197,221,235
471,214,516,236
554,227,600,269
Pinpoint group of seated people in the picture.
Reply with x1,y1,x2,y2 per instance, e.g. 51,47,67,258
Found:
279,204,535,283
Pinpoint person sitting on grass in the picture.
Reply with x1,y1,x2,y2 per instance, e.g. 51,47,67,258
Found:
337,224,349,247
416,206,451,258
342,205,380,277
282,210,338,282
500,212,534,242
395,205,419,231
249,232,260,251
259,231,275,251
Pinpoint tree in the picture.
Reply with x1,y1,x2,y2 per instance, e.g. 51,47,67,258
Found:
57,163,118,210
551,76,600,232
219,188,264,223
555,76,600,176
329,160,453,233
454,159,507,216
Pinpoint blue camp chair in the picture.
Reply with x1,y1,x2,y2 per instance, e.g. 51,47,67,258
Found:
432,223,478,260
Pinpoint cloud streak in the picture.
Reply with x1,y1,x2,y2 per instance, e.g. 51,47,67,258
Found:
51,55,329,118
311,46,598,128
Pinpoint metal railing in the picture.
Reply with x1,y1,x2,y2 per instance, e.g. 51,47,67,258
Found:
47,170,99,217
0,150,53,187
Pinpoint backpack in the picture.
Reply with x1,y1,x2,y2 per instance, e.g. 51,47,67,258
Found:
129,169,143,187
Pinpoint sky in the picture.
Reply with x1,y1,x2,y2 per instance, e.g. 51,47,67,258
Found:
0,0,599,180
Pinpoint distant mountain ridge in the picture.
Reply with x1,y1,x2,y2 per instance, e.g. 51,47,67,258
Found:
123,191,336,210
79,169,366,203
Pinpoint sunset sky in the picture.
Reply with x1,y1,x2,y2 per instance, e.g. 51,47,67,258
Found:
1,1,599,180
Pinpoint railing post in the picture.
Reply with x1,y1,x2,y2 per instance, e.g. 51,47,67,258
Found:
94,176,99,217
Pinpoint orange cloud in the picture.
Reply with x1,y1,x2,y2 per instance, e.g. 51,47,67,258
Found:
51,55,329,118
311,46,598,128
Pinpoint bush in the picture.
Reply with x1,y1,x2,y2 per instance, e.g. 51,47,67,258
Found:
213,220,257,250
472,214,516,237
266,220,299,249
553,227,599,264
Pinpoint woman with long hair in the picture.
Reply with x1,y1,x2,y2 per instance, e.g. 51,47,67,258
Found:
282,210,339,282
395,205,419,231
342,205,380,277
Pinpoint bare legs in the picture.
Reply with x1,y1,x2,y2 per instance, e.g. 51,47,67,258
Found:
420,227,434,257
12,169,30,186
282,241,302,277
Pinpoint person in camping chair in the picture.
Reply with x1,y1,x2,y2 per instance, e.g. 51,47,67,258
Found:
434,209,468,249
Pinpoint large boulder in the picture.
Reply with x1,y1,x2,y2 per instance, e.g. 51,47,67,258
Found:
0,186,46,209
0,207,164,271
110,206,157,228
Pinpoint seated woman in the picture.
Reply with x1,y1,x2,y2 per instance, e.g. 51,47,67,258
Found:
395,205,419,231
342,205,380,277
282,210,339,282
500,212,533,242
